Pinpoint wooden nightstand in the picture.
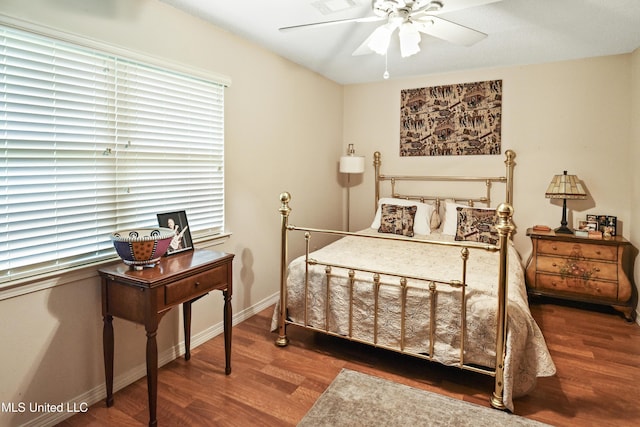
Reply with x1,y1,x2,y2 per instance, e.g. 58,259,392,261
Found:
525,228,636,321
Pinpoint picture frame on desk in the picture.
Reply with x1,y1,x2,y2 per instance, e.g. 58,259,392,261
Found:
157,210,193,255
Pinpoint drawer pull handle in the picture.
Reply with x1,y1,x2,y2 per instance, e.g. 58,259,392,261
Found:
552,263,557,267
195,281,200,287
551,245,557,250
595,250,601,255
594,268,600,272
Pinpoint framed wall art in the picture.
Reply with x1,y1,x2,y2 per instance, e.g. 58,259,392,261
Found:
157,210,193,255
400,80,502,156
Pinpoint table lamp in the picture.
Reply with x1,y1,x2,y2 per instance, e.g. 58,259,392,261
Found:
545,170,587,234
339,144,365,232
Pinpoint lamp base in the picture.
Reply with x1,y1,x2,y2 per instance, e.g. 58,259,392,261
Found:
554,199,574,235
554,225,574,234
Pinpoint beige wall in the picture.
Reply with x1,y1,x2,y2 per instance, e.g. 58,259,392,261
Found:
344,56,636,284
631,47,640,314
0,1,638,426
0,1,343,426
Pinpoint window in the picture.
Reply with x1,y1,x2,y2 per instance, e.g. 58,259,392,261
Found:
1,25,227,286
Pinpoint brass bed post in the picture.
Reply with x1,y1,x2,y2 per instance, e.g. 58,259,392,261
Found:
504,150,516,206
374,151,381,213
491,203,515,410
276,192,291,347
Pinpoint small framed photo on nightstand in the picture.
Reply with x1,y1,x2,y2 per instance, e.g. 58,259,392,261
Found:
585,214,598,231
574,221,589,237
597,215,608,231
604,216,617,236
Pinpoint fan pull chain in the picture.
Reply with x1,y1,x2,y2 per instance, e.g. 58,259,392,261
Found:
383,52,389,79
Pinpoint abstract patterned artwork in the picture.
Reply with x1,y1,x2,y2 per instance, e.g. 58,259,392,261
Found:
400,80,502,156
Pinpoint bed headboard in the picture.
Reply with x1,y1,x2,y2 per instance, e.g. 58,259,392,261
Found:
373,150,516,213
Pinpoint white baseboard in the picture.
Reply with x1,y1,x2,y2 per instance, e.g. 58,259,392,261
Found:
24,292,279,427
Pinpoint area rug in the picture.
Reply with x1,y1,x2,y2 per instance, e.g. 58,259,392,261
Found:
298,369,551,427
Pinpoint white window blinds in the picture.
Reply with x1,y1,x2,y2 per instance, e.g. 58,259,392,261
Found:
1,25,225,286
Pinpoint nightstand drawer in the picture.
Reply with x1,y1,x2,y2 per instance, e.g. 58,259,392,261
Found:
537,240,617,261
536,255,618,281
165,264,228,305
536,273,618,300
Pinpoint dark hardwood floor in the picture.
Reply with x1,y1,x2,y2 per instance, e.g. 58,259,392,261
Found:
59,299,640,426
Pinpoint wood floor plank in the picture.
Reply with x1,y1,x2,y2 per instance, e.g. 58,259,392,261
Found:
58,300,640,426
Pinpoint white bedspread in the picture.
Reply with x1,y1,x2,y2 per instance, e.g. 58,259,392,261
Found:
272,229,555,411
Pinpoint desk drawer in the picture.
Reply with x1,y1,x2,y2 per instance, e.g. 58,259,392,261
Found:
165,264,228,305
536,273,618,300
536,255,618,281
537,240,617,261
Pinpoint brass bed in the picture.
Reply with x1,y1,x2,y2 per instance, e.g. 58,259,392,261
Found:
273,150,555,411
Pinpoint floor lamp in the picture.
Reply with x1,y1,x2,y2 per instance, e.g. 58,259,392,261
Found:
339,144,365,232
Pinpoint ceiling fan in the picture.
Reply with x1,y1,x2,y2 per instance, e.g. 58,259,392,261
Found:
280,0,501,58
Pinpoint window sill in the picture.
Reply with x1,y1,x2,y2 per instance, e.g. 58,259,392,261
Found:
195,231,232,248
0,232,232,302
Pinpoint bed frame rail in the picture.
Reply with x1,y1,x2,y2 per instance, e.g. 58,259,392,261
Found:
374,149,515,212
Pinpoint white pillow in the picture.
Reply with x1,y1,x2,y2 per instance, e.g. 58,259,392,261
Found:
441,200,469,236
371,197,434,235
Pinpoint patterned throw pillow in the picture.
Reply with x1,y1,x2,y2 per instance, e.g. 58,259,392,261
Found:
378,204,418,237
371,197,433,235
454,207,498,244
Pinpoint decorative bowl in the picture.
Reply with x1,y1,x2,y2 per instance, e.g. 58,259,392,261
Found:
110,228,176,270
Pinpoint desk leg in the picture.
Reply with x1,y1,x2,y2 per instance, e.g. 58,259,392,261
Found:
223,289,232,375
103,314,114,407
146,327,159,427
183,301,192,361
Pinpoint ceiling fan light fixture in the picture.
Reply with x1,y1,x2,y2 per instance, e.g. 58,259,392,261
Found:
367,23,395,55
399,22,421,57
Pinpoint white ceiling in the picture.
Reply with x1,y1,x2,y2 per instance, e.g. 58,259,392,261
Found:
158,0,640,85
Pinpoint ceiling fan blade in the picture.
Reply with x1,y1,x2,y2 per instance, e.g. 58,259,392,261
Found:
279,15,384,32
414,0,502,16
414,15,487,46
352,32,377,56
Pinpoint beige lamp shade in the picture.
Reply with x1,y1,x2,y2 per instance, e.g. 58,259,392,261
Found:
339,143,365,174
339,155,365,174
545,171,586,199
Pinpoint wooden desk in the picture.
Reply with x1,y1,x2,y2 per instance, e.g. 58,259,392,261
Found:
99,249,234,426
